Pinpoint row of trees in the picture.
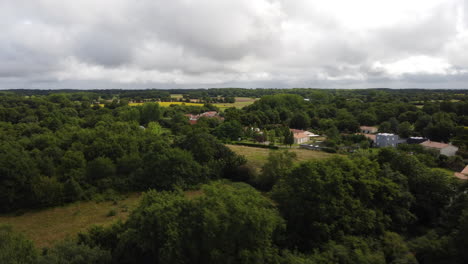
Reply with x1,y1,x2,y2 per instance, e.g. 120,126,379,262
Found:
3,148,467,263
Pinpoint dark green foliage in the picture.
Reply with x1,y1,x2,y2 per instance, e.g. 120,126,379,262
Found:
0,225,37,264
38,240,111,264
256,150,297,191
231,141,280,149
272,156,413,249
176,132,247,180
139,103,161,124
213,120,243,141
86,157,116,183
82,182,284,264
1,89,468,262
290,113,310,130
141,148,205,190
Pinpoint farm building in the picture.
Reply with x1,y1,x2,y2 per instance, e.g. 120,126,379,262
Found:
293,132,309,144
420,141,459,157
375,133,399,147
290,129,319,140
185,111,223,125
407,137,428,144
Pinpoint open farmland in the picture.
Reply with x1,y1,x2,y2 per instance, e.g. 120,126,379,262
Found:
213,97,258,110
227,144,336,171
122,97,257,110
129,102,204,107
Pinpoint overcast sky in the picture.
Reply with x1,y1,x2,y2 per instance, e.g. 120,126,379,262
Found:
1,0,468,89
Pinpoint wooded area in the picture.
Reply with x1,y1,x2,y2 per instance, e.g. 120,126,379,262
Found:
0,88,467,264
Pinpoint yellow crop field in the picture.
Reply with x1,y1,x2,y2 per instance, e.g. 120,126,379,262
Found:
100,97,257,109
127,102,204,107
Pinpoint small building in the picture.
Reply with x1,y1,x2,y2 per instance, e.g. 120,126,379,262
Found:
290,129,319,139
407,137,428,144
454,165,468,180
293,132,309,144
420,141,459,157
375,133,399,147
360,126,378,134
184,111,223,125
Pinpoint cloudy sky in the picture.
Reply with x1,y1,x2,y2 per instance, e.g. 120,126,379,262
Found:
1,0,468,89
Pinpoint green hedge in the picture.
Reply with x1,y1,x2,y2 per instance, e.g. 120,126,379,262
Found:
232,142,280,149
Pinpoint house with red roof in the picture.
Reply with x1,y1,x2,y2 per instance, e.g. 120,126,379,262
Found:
184,111,223,125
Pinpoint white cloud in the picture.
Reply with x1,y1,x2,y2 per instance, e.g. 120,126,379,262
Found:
0,0,468,89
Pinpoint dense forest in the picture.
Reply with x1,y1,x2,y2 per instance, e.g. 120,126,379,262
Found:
1,88,468,264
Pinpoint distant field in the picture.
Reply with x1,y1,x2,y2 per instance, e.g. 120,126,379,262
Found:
0,194,142,248
170,94,184,99
227,144,336,171
123,97,257,110
214,97,257,110
128,102,203,107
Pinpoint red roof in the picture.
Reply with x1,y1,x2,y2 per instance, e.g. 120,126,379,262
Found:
420,141,451,149
200,111,218,117
461,165,468,175
360,126,378,131
290,129,306,134
293,132,308,139
454,172,468,180
363,134,376,141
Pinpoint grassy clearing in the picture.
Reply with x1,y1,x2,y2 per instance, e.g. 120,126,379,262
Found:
0,190,209,248
214,97,257,110
227,144,336,171
0,193,142,248
128,102,204,107
170,94,184,99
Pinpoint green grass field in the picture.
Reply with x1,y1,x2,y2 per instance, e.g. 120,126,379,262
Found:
213,97,257,110
227,144,336,171
0,194,142,248
0,190,206,248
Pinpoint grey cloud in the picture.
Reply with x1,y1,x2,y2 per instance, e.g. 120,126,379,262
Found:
0,0,467,89
73,25,135,66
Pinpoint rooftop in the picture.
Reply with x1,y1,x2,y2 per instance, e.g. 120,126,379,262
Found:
293,132,309,139
461,165,468,175
360,126,378,130
377,133,395,136
420,140,451,149
454,172,468,180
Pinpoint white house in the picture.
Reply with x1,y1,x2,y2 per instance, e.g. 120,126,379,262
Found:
375,133,399,147
293,132,309,144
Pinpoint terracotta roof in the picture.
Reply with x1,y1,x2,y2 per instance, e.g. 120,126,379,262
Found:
362,134,376,141
360,126,378,131
293,132,308,139
420,141,451,149
200,111,218,117
461,165,468,175
454,172,468,180
290,128,306,134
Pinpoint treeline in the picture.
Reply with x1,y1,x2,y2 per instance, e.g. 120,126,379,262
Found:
1,89,468,263
0,94,244,213
2,149,468,263
4,87,468,102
